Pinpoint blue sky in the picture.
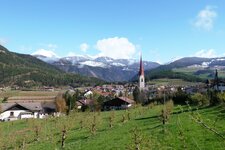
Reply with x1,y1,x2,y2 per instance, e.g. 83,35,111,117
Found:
0,0,225,63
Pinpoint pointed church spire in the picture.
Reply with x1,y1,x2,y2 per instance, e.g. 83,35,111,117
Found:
138,52,145,90
139,53,144,76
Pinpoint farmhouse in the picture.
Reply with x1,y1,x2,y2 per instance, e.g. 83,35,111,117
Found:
0,102,44,121
0,96,57,121
103,97,135,110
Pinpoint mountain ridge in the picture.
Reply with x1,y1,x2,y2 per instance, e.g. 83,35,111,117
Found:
144,56,225,82
34,54,160,82
0,45,104,87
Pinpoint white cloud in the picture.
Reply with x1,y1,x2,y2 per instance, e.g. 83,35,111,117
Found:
95,37,136,59
32,49,58,58
194,49,219,58
80,43,89,52
0,38,8,45
194,6,217,30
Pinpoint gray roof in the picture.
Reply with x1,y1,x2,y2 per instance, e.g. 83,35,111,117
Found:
0,102,43,112
42,102,56,110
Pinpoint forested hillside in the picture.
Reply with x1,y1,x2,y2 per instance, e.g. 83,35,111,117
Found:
0,45,104,87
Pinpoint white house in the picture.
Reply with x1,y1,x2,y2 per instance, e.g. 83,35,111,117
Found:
0,102,44,121
84,90,93,97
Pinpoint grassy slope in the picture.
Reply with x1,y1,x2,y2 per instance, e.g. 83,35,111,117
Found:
0,90,60,98
173,67,225,79
0,105,224,149
147,78,202,86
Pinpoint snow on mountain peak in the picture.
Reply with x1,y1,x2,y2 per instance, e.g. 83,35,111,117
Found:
80,61,107,68
32,49,59,58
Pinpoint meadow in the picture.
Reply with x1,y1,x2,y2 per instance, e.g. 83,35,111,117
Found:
0,90,60,98
147,78,201,86
0,104,224,150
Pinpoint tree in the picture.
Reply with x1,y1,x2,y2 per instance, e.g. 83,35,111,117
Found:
133,86,141,103
172,87,190,105
217,92,225,104
208,89,220,105
119,91,123,97
63,91,77,115
190,93,209,106
55,94,67,113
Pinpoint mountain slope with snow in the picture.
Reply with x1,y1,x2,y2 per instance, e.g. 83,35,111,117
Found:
34,54,160,81
144,57,225,82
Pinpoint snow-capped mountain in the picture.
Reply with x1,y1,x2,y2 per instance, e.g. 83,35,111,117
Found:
32,49,60,63
144,57,225,82
34,54,160,81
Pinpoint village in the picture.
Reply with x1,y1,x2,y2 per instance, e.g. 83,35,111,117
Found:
1,56,224,122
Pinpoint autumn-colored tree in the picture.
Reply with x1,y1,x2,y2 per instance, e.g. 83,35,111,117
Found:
56,94,67,113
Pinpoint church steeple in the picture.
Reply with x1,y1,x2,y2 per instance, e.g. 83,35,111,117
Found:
138,52,145,90
139,53,144,76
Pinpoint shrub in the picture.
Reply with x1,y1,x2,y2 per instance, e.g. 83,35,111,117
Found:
172,88,190,105
190,93,209,106
165,99,174,114
217,92,225,104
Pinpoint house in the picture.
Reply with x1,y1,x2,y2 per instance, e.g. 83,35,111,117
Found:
76,99,95,111
0,102,57,121
103,97,135,110
84,90,93,98
0,102,44,121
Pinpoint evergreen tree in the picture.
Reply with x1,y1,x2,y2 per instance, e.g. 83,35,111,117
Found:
119,91,123,97
133,86,141,103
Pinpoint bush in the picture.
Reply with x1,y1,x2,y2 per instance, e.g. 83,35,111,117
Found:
190,93,209,106
172,87,190,105
166,99,174,114
217,92,225,104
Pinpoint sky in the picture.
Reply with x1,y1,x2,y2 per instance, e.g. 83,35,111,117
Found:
0,0,225,64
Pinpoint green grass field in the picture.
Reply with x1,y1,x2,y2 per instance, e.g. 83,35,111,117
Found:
0,105,224,150
173,67,225,79
147,78,201,86
0,90,60,99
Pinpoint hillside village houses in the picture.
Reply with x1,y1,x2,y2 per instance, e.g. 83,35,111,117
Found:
1,55,224,121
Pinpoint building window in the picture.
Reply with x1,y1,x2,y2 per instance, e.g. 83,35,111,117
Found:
141,78,143,82
10,112,14,117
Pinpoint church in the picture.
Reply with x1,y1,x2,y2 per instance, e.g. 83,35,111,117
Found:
138,53,145,90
